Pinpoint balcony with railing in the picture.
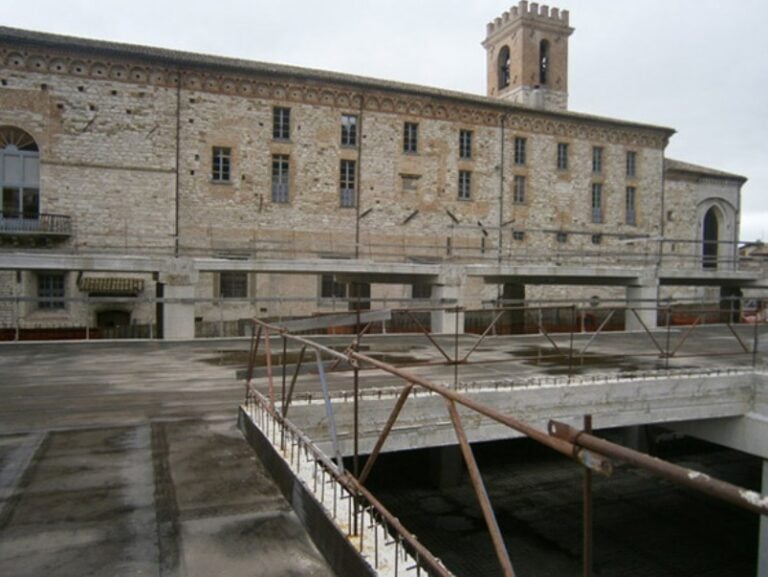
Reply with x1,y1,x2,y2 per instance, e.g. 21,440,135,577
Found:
0,212,72,243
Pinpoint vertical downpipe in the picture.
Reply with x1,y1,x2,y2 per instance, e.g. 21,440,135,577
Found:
355,94,364,259
498,115,506,264
174,68,182,257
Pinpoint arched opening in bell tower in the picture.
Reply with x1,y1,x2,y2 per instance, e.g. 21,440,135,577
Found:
539,39,550,85
498,46,511,90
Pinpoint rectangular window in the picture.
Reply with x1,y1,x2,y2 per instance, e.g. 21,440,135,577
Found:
513,175,526,204
592,146,603,173
459,129,472,159
271,154,290,203
341,114,357,147
458,170,471,200
403,122,418,153
514,137,527,165
591,234,603,245
411,283,432,300
212,147,231,182
38,272,65,309
626,151,637,178
557,142,569,170
591,183,603,223
512,230,525,241
321,274,347,299
340,159,356,207
556,231,568,244
273,107,291,140
626,186,637,225
219,272,247,299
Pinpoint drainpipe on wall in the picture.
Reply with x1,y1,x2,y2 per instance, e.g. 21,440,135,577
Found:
497,114,506,265
174,67,182,258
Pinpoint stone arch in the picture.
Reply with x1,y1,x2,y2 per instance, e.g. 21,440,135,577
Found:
696,199,736,270
702,206,720,269
498,45,511,90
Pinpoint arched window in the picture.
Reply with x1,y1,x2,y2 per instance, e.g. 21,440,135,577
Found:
0,126,40,220
539,40,550,85
498,46,511,90
702,206,719,269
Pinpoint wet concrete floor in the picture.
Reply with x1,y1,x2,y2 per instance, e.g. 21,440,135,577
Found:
0,340,335,577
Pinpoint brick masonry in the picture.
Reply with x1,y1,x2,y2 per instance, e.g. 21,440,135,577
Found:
0,16,747,330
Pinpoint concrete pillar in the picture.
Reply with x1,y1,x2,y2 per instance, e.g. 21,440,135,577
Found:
625,279,658,331
429,445,464,489
431,267,466,334
760,460,768,577
158,258,198,340
501,283,526,334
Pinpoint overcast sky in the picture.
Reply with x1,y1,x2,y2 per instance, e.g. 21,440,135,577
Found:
6,0,767,241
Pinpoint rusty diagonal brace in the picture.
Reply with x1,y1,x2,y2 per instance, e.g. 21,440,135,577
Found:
461,309,508,363
244,324,263,394
537,318,565,356
548,420,768,517
251,319,613,477
669,314,703,357
726,317,752,354
406,309,455,363
578,309,616,356
629,307,667,356
328,321,373,372
282,345,307,419
446,398,516,577
263,328,275,407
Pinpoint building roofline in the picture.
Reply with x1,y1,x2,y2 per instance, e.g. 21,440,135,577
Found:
0,25,676,138
665,158,747,183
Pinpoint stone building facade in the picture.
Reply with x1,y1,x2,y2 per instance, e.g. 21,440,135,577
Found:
0,1,751,337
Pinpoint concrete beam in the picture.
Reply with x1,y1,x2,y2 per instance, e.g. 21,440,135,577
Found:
286,371,756,456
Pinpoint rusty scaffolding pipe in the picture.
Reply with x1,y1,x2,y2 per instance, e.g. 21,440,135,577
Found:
250,319,613,477
548,420,768,517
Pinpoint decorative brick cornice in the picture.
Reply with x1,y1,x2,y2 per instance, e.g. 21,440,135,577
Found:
1,36,671,149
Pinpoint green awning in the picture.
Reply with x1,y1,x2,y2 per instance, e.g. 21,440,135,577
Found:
78,277,144,296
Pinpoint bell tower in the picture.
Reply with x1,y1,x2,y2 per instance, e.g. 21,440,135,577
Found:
482,1,574,111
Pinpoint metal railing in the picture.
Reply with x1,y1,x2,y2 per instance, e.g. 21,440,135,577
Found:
242,316,768,577
244,386,454,577
0,212,72,235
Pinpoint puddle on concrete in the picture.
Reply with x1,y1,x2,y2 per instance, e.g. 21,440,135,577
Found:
202,349,422,368
507,345,694,375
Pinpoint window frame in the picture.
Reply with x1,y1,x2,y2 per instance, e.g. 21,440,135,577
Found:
557,142,569,170
459,129,472,160
219,271,248,299
38,272,65,310
591,182,603,224
339,159,356,208
513,175,526,204
626,186,637,225
273,107,291,140
403,122,418,154
271,154,290,203
592,146,603,174
514,137,527,166
211,146,231,183
458,170,472,201
320,274,347,300
341,114,357,147
626,150,637,178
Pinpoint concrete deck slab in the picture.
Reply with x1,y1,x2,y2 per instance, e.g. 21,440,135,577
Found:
0,341,335,577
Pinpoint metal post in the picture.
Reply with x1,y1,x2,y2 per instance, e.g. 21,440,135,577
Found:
582,415,593,577
445,399,516,577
